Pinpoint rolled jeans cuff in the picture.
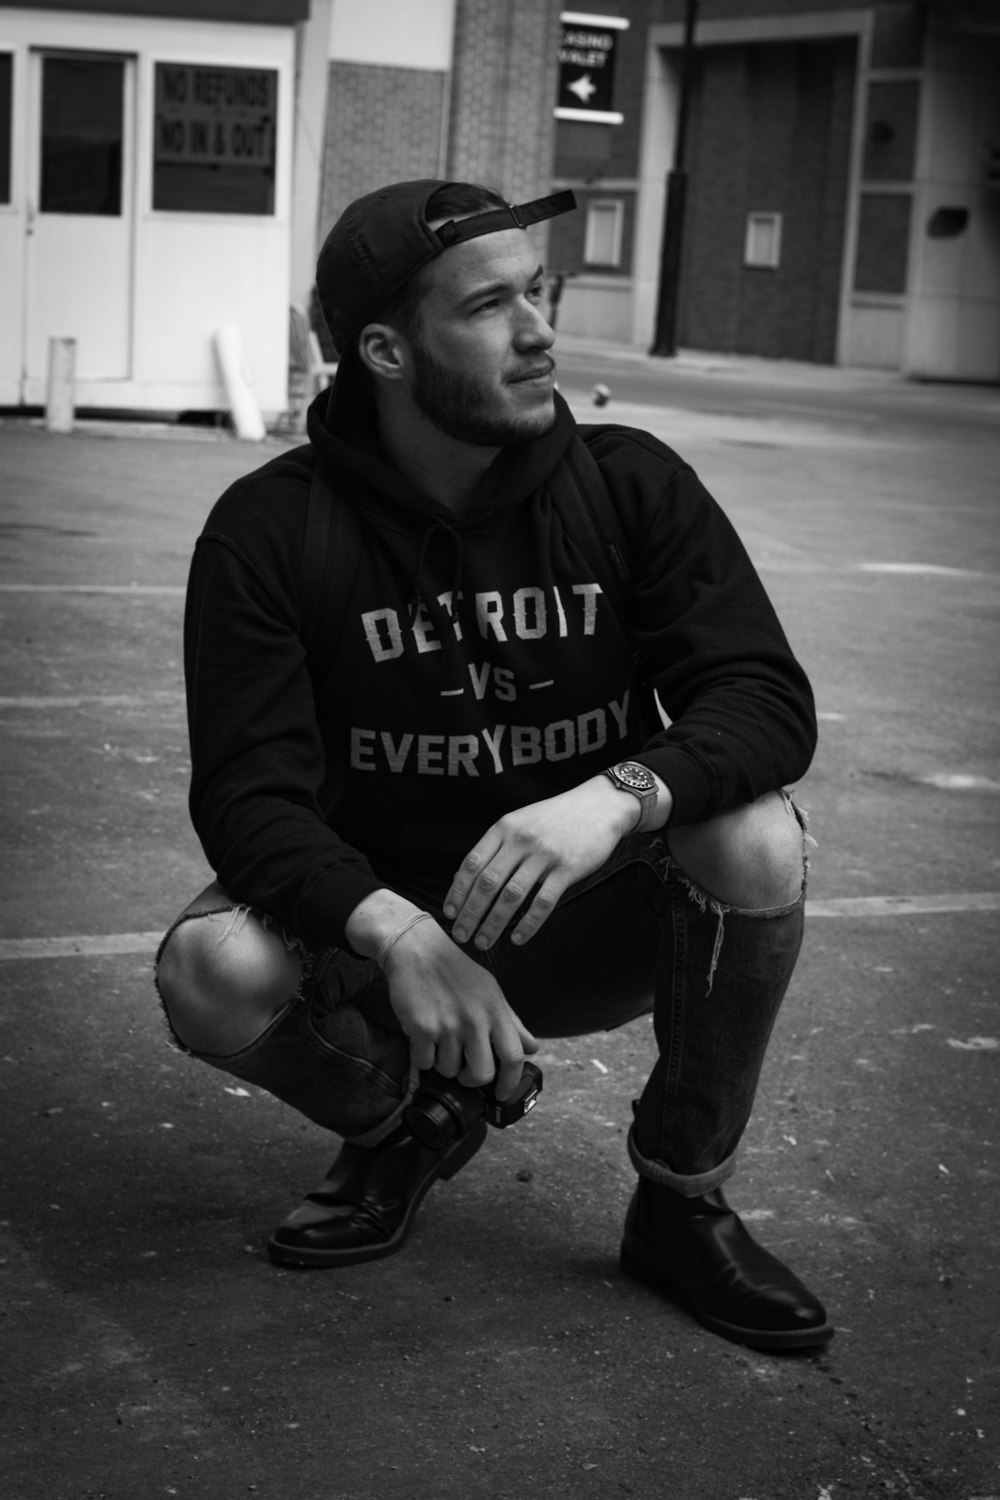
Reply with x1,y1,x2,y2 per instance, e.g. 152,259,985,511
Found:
344,1059,420,1148
627,1121,738,1198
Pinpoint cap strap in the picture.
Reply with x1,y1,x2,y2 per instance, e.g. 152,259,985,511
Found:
434,190,577,248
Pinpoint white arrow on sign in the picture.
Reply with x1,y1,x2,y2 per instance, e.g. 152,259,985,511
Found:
567,73,597,105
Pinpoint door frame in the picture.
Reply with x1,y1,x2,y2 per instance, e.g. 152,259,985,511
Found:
21,44,137,400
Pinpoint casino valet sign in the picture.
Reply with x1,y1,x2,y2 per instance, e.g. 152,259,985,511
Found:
556,11,629,125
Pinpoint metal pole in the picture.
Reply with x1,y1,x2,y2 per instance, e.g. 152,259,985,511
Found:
650,0,698,357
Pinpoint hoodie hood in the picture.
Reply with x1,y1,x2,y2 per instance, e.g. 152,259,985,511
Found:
305,346,578,526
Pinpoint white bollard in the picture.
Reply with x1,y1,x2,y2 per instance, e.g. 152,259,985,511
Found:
46,337,76,433
213,324,266,441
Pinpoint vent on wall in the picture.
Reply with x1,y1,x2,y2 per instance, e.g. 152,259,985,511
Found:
744,211,783,269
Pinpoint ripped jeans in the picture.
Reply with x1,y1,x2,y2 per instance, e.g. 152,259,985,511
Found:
156,816,807,1197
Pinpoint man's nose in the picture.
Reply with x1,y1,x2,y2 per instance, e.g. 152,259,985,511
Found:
514,298,555,349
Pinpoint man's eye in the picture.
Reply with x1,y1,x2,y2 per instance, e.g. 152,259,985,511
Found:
527,285,544,303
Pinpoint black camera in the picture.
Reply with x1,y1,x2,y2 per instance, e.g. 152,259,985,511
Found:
403,1062,543,1151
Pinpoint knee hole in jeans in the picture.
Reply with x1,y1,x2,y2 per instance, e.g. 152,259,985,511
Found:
156,909,303,1057
667,790,805,911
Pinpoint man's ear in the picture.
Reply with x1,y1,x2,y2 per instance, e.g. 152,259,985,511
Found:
357,323,408,383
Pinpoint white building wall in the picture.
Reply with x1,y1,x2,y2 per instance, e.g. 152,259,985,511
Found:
329,0,455,71
903,26,1000,380
0,7,295,414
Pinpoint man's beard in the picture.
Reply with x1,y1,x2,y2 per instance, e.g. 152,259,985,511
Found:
409,341,556,447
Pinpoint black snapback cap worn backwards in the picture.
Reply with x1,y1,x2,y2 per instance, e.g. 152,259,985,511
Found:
316,179,576,350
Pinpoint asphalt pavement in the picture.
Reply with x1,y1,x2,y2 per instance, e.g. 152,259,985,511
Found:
1,349,998,1500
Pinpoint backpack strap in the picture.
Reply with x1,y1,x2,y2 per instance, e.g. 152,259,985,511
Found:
555,430,656,708
300,452,363,696
549,430,636,632
564,429,633,588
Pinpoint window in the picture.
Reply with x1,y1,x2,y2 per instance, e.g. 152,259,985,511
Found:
584,198,623,267
40,55,124,216
863,80,919,183
152,62,277,215
744,212,782,269
0,53,11,204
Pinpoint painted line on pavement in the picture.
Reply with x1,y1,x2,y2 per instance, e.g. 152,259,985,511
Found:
3,571,993,593
856,562,988,579
808,892,1000,918
0,932,165,960
1,893,998,961
755,558,995,580
0,693,184,709
0,584,184,594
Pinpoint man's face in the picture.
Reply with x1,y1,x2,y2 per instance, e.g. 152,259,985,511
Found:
402,228,557,447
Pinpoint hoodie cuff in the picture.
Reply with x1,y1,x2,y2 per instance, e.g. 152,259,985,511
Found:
631,747,717,828
297,865,390,951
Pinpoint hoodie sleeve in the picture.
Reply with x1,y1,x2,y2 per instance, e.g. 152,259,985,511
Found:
586,430,817,823
184,484,386,950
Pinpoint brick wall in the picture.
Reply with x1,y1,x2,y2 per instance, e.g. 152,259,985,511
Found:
677,36,856,361
447,0,562,204
317,0,563,268
317,61,446,241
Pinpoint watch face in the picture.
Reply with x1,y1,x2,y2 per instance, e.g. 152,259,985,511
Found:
615,761,655,792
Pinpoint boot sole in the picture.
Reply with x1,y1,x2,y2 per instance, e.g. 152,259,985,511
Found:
267,1120,488,1269
620,1241,835,1351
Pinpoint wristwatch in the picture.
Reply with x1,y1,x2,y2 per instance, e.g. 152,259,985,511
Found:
602,760,659,833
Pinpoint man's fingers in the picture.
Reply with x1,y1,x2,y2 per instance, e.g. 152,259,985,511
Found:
455,1014,539,1098
444,834,500,920
454,855,549,947
518,1025,541,1056
492,1014,541,1099
471,866,566,949
434,1035,463,1077
510,875,565,945
410,1034,437,1073
448,862,510,942
492,1049,525,1101
459,1032,496,1089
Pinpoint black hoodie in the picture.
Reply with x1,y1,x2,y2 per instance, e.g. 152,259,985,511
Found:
184,372,816,950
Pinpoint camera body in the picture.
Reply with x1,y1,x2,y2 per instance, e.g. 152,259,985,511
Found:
403,1062,543,1151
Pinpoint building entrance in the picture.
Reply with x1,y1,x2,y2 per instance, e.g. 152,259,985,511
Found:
677,38,856,364
23,49,135,395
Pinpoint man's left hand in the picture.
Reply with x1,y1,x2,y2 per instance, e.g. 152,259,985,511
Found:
444,774,666,950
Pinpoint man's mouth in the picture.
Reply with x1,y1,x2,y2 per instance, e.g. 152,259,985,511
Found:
508,358,556,385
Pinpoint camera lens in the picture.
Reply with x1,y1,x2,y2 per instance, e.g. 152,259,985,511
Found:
403,1072,486,1149
404,1096,462,1150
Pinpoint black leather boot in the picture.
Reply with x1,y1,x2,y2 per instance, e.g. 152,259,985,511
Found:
620,1177,833,1350
268,1118,488,1268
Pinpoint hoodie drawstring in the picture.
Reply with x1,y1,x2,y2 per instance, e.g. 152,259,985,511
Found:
407,516,470,681
410,520,466,674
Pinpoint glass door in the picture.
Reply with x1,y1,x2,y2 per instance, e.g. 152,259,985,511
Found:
24,50,134,385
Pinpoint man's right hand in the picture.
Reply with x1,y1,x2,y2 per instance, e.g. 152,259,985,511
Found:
344,889,538,1100
382,918,538,1100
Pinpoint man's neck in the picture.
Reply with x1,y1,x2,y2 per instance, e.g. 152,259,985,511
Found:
376,402,500,515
